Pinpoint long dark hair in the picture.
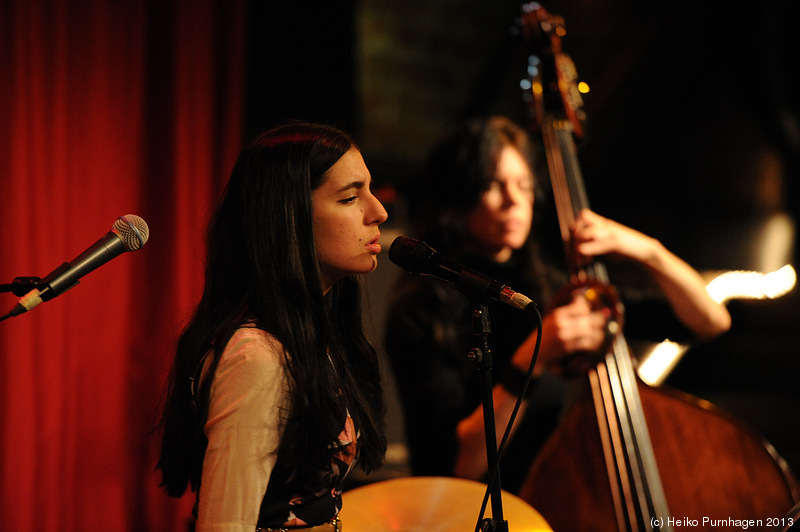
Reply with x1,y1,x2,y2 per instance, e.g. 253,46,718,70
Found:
157,122,386,497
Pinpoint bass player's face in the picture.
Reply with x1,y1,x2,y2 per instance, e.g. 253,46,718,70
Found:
465,146,534,263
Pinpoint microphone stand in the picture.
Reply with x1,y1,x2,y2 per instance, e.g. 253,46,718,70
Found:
468,299,508,532
0,277,41,322
1,277,41,296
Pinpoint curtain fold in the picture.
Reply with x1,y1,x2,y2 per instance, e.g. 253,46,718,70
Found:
0,1,246,530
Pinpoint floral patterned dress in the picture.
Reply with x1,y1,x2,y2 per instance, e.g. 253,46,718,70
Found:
256,414,357,528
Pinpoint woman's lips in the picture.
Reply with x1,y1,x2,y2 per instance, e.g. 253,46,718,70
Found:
366,234,382,254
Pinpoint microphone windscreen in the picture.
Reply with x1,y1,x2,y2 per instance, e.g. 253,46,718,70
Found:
114,215,150,251
389,236,434,273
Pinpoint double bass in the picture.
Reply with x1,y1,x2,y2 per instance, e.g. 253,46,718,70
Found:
516,3,799,531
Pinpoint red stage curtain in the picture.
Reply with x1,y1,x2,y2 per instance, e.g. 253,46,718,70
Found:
0,1,246,530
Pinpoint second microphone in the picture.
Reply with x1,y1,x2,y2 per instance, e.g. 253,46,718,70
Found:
388,236,537,312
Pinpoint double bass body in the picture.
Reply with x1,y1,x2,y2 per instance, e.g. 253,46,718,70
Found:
520,374,799,531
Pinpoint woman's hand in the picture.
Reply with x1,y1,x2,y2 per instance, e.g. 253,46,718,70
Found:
512,288,614,376
572,209,659,265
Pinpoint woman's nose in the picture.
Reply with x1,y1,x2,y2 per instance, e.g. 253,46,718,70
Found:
368,193,388,224
503,183,524,207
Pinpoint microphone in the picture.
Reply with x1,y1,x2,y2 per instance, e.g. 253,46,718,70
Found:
388,236,537,312
5,215,150,319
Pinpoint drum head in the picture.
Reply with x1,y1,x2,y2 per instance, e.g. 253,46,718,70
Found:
340,476,552,532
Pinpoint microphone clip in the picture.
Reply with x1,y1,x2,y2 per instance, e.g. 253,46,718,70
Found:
0,276,42,296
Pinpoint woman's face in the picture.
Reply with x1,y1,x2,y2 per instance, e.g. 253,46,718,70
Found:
312,148,388,292
465,146,534,262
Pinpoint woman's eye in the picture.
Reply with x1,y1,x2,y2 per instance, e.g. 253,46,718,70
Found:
339,195,358,204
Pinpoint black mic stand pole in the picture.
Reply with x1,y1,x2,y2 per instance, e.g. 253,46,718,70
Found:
468,299,508,532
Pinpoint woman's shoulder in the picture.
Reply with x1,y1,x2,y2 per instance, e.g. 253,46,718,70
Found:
216,325,286,379
227,324,280,345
